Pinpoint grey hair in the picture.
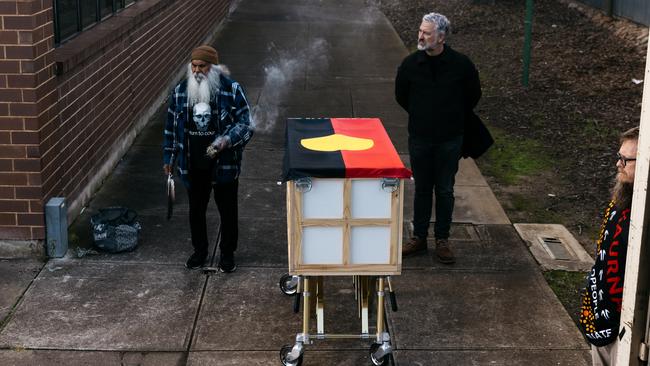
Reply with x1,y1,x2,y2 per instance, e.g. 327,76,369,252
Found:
422,12,450,36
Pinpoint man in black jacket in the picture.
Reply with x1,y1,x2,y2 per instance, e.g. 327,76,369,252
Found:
395,12,481,263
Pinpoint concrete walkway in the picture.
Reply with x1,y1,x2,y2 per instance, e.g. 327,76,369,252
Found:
0,0,590,365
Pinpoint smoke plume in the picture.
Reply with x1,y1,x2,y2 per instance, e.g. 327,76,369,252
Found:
251,38,329,133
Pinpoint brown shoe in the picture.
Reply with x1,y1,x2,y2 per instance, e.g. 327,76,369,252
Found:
435,239,455,264
402,237,427,256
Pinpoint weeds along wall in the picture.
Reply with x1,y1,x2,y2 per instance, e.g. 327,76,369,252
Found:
0,0,231,254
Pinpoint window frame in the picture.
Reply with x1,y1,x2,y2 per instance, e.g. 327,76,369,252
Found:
53,0,137,45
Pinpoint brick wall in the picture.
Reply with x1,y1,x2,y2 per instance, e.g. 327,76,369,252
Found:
0,0,231,254
0,0,55,248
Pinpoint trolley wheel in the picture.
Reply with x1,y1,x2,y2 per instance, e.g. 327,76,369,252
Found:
279,273,298,295
280,345,303,366
370,343,389,366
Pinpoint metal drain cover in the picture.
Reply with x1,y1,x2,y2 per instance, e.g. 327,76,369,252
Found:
514,223,593,271
538,236,572,260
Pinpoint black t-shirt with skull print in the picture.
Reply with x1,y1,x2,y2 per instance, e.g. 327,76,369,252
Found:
188,103,217,171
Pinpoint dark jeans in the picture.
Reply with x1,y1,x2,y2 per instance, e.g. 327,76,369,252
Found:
409,135,463,240
187,170,238,256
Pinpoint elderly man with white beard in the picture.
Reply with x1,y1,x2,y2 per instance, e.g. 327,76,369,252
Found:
163,45,253,271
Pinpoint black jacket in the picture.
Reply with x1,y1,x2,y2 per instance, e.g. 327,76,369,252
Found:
395,46,481,143
462,110,493,159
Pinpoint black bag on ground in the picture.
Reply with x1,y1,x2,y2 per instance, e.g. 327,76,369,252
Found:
91,207,141,253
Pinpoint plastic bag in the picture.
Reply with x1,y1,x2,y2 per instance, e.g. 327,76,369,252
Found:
91,207,141,253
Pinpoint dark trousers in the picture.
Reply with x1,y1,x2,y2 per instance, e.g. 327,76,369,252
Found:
187,170,238,256
409,135,463,240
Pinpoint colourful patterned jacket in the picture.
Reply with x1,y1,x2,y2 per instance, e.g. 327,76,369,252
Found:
579,201,630,347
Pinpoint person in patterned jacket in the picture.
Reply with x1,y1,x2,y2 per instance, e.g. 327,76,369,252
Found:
579,126,638,366
163,45,253,272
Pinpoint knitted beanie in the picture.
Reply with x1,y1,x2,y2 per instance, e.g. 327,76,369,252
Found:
191,45,219,64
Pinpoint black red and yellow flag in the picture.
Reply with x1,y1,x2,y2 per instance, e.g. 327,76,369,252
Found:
282,118,412,181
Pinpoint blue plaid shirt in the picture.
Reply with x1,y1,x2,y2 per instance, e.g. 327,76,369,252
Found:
163,72,253,186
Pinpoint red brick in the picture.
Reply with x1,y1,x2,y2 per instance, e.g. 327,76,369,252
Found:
0,213,16,225
30,53,46,70
9,103,37,116
35,76,56,99
0,117,23,130
15,185,41,199
0,186,13,199
0,103,8,115
0,2,16,15
0,89,22,102
34,10,49,27
18,30,32,44
7,73,35,88
0,60,20,73
13,158,39,172
0,145,26,158
27,172,40,185
33,37,50,57
0,30,18,44
35,66,51,85
29,28,43,45
31,225,44,239
0,158,10,171
3,16,35,30
0,226,31,239
37,89,57,109
37,119,55,139
21,89,37,103
0,199,28,212
17,1,40,15
29,199,41,212
0,172,28,185
21,60,34,73
0,131,8,143
38,132,54,155
11,130,38,144
5,45,34,59
25,145,39,157
17,212,42,225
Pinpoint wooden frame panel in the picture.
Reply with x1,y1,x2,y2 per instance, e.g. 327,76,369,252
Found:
287,178,404,276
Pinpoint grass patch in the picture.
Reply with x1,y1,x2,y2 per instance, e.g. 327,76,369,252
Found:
543,270,588,328
582,118,618,140
480,127,553,185
510,192,563,223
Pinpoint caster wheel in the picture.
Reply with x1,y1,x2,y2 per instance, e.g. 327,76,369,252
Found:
279,273,298,295
280,345,303,366
370,343,389,366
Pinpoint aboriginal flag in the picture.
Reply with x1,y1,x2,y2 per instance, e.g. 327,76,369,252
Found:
282,118,412,181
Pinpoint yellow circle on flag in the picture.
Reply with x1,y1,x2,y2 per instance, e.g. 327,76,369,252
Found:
300,134,374,152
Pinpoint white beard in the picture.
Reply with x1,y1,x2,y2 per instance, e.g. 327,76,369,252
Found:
187,63,222,106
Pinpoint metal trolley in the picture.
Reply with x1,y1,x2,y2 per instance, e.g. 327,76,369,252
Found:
280,118,411,365
279,273,398,366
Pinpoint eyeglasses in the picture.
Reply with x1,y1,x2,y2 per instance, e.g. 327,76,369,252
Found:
617,152,636,167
